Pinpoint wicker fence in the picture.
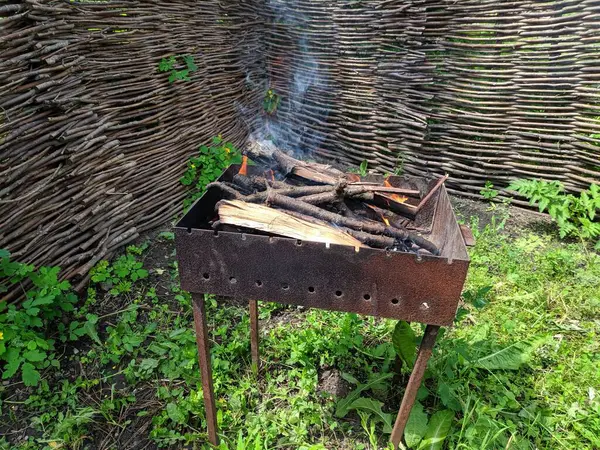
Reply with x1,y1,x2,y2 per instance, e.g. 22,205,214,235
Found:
0,0,264,289
263,0,600,200
2,0,600,282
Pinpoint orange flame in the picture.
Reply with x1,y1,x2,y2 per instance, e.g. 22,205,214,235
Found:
383,178,408,204
367,204,392,227
238,155,248,176
347,173,361,183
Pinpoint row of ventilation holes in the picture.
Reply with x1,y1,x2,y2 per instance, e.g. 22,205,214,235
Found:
201,272,400,305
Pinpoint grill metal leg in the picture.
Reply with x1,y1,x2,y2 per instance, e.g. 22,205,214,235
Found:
192,294,219,446
390,325,440,448
249,299,260,373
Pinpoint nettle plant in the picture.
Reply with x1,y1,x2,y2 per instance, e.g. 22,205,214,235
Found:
480,181,499,201
0,250,98,386
90,245,149,295
509,179,600,248
157,54,198,83
180,136,243,209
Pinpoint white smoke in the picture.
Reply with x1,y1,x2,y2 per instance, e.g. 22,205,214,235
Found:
252,0,331,158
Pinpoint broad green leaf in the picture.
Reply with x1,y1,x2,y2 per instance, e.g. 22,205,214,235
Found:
437,383,461,412
158,57,174,72
437,382,451,406
359,160,368,176
3,358,21,379
86,313,99,324
23,349,46,362
22,362,41,387
392,321,416,369
159,232,175,241
31,295,55,307
417,410,454,450
230,153,243,165
471,337,546,371
139,358,159,372
405,401,428,448
176,69,190,81
347,397,393,433
136,269,148,279
25,307,40,316
335,373,394,417
341,372,360,385
183,55,198,72
82,320,101,345
0,249,9,259
166,402,187,424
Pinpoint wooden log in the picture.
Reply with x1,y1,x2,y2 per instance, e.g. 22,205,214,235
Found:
224,179,405,205
298,190,374,205
354,186,420,196
417,175,449,211
231,174,256,193
266,193,440,255
247,139,343,185
244,185,333,203
234,174,287,191
281,209,396,249
216,200,364,250
366,204,410,229
206,182,243,200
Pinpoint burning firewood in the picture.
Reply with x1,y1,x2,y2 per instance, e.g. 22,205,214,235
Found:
246,139,345,185
216,200,364,250
366,204,410,230
280,209,400,250
265,192,440,255
232,174,288,192
297,190,375,205
209,182,333,203
206,182,243,200
210,179,419,204
214,144,449,256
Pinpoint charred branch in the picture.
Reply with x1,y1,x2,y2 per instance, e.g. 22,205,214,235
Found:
298,190,374,205
266,193,440,255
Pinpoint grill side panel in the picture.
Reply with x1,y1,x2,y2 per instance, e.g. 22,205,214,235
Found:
176,228,468,326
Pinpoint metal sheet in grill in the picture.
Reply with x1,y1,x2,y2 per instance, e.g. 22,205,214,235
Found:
175,165,469,326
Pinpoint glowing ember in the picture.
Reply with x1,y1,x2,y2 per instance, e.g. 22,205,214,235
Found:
383,178,408,204
238,155,248,176
347,173,361,183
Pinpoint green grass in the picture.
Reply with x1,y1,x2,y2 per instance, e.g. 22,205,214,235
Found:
1,211,599,449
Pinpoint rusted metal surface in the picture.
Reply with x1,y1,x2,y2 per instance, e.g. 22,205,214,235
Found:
176,165,469,326
249,299,260,373
460,224,476,247
390,325,440,448
192,294,219,446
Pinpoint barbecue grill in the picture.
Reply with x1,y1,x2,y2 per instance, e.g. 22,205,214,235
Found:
175,163,470,448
